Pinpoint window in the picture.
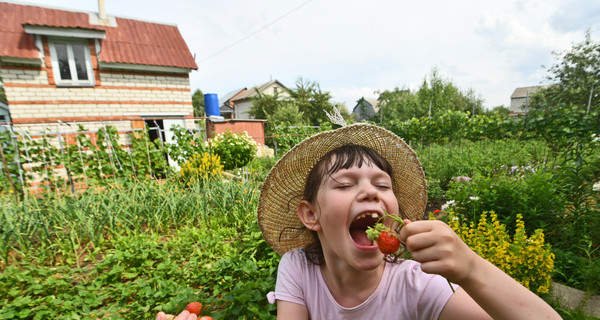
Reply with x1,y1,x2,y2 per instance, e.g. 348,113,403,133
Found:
49,39,94,86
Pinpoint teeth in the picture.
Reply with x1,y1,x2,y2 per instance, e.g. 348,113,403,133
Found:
353,212,380,222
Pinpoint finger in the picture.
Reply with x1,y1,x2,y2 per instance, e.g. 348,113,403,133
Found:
186,313,198,320
157,312,177,320
419,260,455,276
399,220,433,242
174,311,191,320
404,232,438,253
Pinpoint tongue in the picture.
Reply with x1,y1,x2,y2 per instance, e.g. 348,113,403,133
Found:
350,229,373,246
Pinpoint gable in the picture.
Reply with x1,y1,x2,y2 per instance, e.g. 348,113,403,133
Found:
352,97,379,114
0,2,197,70
232,80,289,102
510,86,546,99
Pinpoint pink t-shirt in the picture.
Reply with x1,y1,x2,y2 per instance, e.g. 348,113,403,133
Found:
270,248,456,319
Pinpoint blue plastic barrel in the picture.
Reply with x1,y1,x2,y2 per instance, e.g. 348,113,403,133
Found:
204,93,220,117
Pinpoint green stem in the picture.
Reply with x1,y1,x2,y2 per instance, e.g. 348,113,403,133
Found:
447,279,455,293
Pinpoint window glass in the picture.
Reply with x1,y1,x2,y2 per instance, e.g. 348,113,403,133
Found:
54,43,72,80
72,44,89,81
50,39,94,86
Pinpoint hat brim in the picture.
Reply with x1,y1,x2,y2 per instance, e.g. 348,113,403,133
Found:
257,123,427,255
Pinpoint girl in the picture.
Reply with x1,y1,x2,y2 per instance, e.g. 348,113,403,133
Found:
257,123,560,319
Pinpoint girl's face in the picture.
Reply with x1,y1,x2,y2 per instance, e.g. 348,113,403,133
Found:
310,159,399,271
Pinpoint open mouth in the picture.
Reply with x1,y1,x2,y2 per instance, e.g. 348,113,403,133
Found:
350,212,381,247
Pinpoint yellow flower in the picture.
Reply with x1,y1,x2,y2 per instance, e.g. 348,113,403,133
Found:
448,211,554,294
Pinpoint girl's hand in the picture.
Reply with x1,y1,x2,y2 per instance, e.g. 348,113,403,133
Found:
156,310,197,320
398,219,478,285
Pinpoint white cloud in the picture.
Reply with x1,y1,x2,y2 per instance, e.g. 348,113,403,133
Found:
550,0,600,32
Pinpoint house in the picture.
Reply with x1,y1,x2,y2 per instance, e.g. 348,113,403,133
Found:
510,86,546,115
352,97,379,121
0,1,198,146
221,80,289,120
219,87,246,119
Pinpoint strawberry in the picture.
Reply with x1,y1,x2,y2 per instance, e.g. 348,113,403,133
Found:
366,212,404,255
376,230,400,254
199,317,214,320
185,302,202,315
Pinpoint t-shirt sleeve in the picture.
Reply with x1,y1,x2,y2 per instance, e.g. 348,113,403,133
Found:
404,262,457,320
274,250,307,306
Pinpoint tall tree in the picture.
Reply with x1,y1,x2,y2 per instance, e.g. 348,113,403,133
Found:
416,69,484,118
376,69,484,123
532,30,599,111
288,78,335,126
191,89,204,117
376,87,418,122
248,90,284,121
251,78,337,127
525,31,600,147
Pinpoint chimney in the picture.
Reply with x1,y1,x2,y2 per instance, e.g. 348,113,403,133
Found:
98,0,106,20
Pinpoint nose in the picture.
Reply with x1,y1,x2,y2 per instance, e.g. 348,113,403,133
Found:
358,183,381,202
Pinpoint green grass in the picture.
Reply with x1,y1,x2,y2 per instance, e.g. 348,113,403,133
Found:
0,177,278,319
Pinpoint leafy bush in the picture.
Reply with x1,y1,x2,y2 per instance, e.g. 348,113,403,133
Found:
209,130,257,170
269,125,323,155
163,125,206,166
180,153,223,186
447,211,555,294
417,138,549,191
444,171,565,233
240,156,279,182
553,249,600,295
386,110,522,147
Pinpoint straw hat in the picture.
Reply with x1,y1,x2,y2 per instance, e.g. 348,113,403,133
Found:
257,123,427,255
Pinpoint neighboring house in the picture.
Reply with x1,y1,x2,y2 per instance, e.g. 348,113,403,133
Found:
219,87,246,119
510,86,546,115
224,80,289,120
352,97,379,121
0,1,198,146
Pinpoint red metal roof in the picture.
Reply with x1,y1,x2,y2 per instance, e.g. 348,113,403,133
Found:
0,2,198,70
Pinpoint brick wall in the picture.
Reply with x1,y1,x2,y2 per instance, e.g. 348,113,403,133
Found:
1,36,195,132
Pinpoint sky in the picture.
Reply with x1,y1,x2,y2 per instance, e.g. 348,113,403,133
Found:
14,0,600,110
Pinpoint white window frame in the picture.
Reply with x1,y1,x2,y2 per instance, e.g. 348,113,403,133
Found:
48,38,95,87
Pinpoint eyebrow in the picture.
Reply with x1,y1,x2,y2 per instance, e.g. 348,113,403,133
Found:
328,167,392,181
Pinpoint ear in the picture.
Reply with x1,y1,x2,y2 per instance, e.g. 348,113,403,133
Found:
297,200,322,231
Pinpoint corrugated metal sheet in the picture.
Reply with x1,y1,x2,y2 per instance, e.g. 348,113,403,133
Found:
0,2,198,69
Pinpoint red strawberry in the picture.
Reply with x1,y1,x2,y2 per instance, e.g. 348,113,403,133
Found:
365,210,406,255
185,302,202,315
199,317,214,320
376,230,400,254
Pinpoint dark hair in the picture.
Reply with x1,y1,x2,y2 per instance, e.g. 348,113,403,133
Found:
301,144,397,265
